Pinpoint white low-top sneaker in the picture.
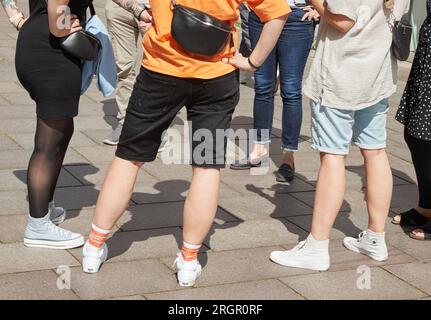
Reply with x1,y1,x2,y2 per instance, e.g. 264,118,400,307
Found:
82,242,108,274
343,230,388,262
270,235,330,271
173,253,202,287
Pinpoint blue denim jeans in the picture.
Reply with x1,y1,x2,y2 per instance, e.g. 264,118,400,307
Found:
249,8,314,151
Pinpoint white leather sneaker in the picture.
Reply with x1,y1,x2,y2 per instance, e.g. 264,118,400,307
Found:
173,253,202,287
343,230,388,262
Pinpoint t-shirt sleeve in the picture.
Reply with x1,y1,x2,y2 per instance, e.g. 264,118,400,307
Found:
246,0,292,23
326,0,361,21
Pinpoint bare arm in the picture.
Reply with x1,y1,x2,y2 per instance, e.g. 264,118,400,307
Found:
311,0,355,33
1,0,26,30
47,0,82,37
111,0,152,22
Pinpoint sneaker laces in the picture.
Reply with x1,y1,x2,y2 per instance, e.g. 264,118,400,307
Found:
293,240,307,251
47,221,71,238
357,231,367,242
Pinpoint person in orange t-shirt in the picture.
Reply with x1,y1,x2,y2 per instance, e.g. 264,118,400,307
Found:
82,0,291,285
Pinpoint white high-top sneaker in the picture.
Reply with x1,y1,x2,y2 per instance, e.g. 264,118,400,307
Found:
270,234,330,271
343,230,388,262
49,201,66,225
173,253,202,287
82,241,108,274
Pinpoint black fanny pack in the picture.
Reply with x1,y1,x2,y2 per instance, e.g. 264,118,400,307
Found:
44,1,101,61
170,1,234,57
391,11,413,62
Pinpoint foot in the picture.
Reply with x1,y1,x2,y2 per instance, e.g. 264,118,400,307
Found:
392,208,431,225
49,201,66,225
24,218,84,250
173,253,202,287
82,242,108,274
270,235,330,271
343,230,388,261
103,124,123,146
230,157,264,170
275,163,295,183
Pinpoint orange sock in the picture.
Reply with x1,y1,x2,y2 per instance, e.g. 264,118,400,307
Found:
88,223,110,249
181,241,201,261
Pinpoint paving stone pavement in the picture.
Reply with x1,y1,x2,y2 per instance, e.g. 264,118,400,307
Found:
0,1,430,300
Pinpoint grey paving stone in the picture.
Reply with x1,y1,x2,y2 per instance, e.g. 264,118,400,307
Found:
204,219,307,251
391,184,420,209
103,295,146,300
386,232,431,260
0,134,20,150
0,148,88,170
118,202,238,231
1,92,34,105
384,261,431,295
286,211,405,241
218,193,312,221
146,279,304,300
143,161,193,180
52,186,101,211
0,81,23,93
160,246,318,287
0,118,35,134
0,190,28,215
9,131,97,149
70,259,178,299
69,227,186,263
280,267,426,300
0,243,79,274
72,145,116,165
0,270,78,300
64,164,156,186
74,115,117,131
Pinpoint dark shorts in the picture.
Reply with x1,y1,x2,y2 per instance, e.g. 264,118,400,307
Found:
116,67,240,168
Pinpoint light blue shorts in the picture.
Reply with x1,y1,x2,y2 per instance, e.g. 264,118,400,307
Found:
311,99,389,155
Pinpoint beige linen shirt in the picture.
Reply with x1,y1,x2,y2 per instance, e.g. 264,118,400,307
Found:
303,0,410,110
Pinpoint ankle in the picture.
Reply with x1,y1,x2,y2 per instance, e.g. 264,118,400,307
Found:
181,241,202,262
88,223,111,249
416,207,431,217
282,152,294,167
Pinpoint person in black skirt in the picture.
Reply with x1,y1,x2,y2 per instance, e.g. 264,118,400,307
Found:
1,0,93,249
393,0,431,241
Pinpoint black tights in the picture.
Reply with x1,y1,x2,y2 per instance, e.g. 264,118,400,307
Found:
27,117,74,218
405,128,431,210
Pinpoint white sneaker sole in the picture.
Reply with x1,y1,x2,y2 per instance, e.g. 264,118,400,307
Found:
270,254,330,271
103,139,119,146
83,249,108,274
343,241,388,262
24,235,84,250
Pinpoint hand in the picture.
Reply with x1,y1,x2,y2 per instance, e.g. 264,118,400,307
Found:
16,17,27,31
139,9,152,23
301,6,320,22
384,0,394,10
138,20,152,34
222,51,257,72
53,14,82,37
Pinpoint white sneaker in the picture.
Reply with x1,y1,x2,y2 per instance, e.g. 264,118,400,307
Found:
343,230,388,262
49,201,66,225
270,235,330,271
173,253,202,287
82,241,108,274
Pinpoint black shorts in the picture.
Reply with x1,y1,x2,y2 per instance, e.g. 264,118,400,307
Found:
116,67,240,168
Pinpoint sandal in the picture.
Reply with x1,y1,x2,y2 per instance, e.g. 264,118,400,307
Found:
391,208,429,226
409,222,431,241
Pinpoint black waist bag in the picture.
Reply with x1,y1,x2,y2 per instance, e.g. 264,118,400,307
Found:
44,1,101,61
392,18,413,61
171,2,234,57
60,3,101,61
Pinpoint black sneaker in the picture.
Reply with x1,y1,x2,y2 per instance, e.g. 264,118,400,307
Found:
275,163,295,182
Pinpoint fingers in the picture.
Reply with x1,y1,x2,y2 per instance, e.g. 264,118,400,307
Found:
70,18,82,33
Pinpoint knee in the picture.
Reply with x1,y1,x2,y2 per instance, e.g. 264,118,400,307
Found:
360,148,387,159
254,79,275,97
131,161,144,168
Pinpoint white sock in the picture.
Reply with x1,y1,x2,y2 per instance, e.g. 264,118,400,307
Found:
306,233,329,250
367,229,385,240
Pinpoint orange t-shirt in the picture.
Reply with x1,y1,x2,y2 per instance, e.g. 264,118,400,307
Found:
143,0,291,79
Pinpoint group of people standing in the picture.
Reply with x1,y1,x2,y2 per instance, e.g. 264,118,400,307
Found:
1,0,430,287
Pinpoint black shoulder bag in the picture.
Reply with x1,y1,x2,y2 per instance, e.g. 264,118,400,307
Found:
44,1,101,61
170,0,234,57
391,10,413,61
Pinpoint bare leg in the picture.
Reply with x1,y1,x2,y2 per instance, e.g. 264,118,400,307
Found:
183,167,220,245
362,149,393,233
282,150,295,167
92,157,143,230
310,153,346,240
